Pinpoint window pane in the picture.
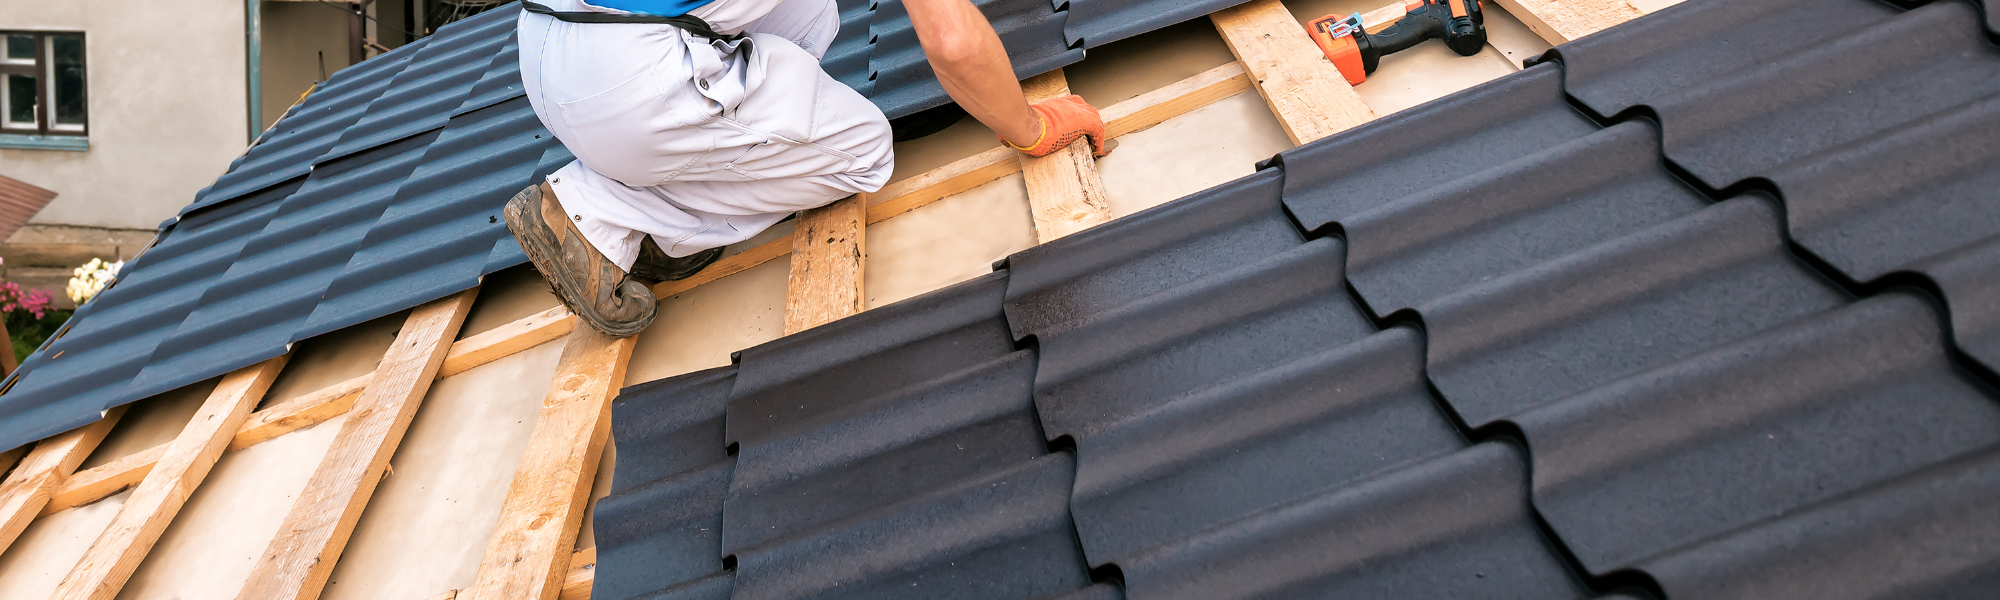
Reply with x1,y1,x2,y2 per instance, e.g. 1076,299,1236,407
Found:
3,73,35,127
51,35,83,126
3,35,31,61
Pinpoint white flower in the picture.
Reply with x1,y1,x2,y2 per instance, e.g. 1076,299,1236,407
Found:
67,258,122,304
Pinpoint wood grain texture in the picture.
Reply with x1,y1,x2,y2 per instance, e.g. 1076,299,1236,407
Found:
784,195,868,335
1488,0,1642,44
1212,0,1377,145
0,407,124,555
557,548,595,600
42,444,160,517
441,306,576,378
1017,70,1116,243
1102,62,1254,138
866,147,1023,224
652,237,792,298
235,289,479,600
463,328,633,600
56,356,290,600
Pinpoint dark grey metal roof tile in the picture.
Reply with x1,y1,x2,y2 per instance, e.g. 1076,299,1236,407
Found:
1340,120,1708,317
1551,0,1898,119
595,366,737,600
825,0,875,96
1521,291,2000,578
1920,237,2000,372
1642,439,2000,599
1061,0,1252,48
1117,442,1591,600
1650,1,2000,191
319,5,522,163
1071,327,1461,571
868,0,1083,118
453,30,526,117
1424,194,1850,428
191,37,431,211
297,96,557,340
1277,63,1599,235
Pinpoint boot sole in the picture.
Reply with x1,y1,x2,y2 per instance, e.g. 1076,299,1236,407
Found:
503,185,655,338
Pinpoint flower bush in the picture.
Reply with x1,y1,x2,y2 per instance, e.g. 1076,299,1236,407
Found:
68,258,122,304
0,279,66,363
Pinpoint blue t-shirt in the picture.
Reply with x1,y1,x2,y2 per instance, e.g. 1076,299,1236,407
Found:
586,0,716,16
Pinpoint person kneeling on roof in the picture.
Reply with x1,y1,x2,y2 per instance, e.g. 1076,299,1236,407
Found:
505,0,1115,337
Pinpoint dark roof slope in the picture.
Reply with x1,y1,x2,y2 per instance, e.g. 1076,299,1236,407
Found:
0,0,1253,452
596,1,2000,598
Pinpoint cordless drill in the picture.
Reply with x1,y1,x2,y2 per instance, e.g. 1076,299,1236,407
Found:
1308,0,1487,85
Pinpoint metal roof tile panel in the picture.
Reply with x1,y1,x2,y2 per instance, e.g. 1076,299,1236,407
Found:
297,96,558,340
191,37,430,211
1643,442,2000,599
824,0,875,96
721,272,1097,600
1522,291,2000,578
1070,327,1462,571
123,131,445,403
1649,1,2000,191
1551,0,1899,119
452,29,526,116
594,366,737,600
868,0,1084,119
1276,63,1599,235
1424,195,1851,429
1060,0,1253,48
0,179,300,448
1340,120,1708,318
1118,442,1592,600
319,5,522,164
1922,238,2000,372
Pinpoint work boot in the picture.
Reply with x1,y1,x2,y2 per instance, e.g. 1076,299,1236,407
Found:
630,236,723,284
503,182,658,337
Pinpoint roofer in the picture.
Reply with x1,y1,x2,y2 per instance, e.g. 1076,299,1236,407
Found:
504,0,1114,337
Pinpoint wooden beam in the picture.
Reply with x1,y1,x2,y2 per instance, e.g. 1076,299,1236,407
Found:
866,147,1023,225
0,407,124,554
557,548,595,600
784,195,868,335
1212,0,1376,145
651,237,792,298
236,289,479,600
42,445,159,517
463,327,633,600
56,356,290,600
1102,62,1254,139
1017,69,1116,243
1488,0,1642,45
440,306,576,378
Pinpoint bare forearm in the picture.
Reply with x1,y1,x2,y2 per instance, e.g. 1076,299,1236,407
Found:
903,0,1042,144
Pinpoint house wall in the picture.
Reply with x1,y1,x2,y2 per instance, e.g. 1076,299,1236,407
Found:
0,0,249,232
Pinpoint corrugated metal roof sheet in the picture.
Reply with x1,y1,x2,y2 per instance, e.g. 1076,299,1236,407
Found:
596,1,2000,597
0,174,58,243
867,0,1083,118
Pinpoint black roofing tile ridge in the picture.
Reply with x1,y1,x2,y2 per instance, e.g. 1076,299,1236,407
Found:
1913,237,2000,378
1060,0,1254,49
595,365,736,600
1515,289,2000,578
1423,194,1853,429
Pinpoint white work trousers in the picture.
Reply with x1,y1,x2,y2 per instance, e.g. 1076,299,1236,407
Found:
518,0,894,269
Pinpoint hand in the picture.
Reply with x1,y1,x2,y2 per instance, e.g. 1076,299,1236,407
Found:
1003,95,1113,158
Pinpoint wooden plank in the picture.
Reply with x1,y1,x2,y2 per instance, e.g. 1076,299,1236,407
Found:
866,147,1023,224
1017,70,1116,243
236,289,479,600
557,548,595,600
441,306,576,378
56,356,290,600
784,195,868,335
1212,0,1376,145
42,372,374,516
463,327,634,600
1363,1,1410,33
0,407,124,554
652,237,792,298
1488,0,1642,45
1102,62,1254,139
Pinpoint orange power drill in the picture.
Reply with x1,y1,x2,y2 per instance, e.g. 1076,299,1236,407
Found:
1308,0,1487,85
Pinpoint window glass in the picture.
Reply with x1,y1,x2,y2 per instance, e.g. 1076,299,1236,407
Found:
51,35,83,126
3,73,35,128
3,34,30,62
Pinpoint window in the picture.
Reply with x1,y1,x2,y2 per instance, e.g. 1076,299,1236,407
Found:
0,32,86,138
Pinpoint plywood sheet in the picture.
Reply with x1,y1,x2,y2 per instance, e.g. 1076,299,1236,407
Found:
111,414,346,600
318,340,566,600
0,490,129,598
865,175,1038,309
1097,91,1295,218
625,257,791,386
1352,40,1520,116
1483,4,1557,68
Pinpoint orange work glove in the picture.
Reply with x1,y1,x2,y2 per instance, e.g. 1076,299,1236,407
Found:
1002,95,1112,158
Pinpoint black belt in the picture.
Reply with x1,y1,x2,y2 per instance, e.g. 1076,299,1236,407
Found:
521,1,743,41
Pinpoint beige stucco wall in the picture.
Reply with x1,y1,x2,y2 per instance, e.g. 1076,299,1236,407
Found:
0,0,249,231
